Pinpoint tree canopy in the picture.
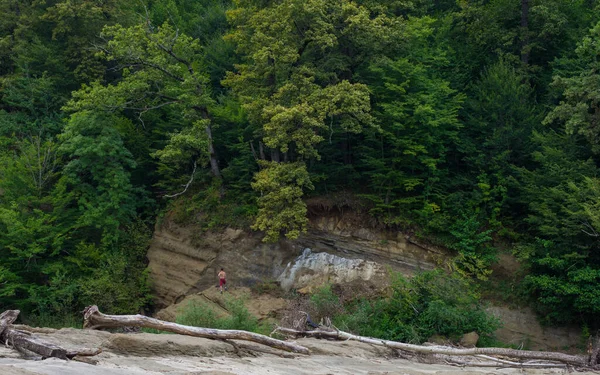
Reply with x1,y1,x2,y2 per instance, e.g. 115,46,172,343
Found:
2,0,600,328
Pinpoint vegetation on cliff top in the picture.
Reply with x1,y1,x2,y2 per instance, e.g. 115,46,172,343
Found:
1,0,600,331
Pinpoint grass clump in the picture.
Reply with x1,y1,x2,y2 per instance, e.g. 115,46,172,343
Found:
175,295,270,335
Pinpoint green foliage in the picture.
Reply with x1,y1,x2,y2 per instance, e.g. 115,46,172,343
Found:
358,15,463,225
251,161,314,242
2,0,600,332
523,241,600,325
309,284,343,321
512,19,600,323
224,0,382,240
168,179,256,230
176,300,219,328
448,215,495,281
314,271,500,345
77,220,153,314
55,111,141,245
544,20,600,152
176,295,267,334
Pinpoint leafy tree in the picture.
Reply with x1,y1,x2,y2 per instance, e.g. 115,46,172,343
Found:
515,20,600,322
544,21,600,153
65,20,221,181
53,111,141,246
251,161,313,242
224,0,390,240
358,16,463,225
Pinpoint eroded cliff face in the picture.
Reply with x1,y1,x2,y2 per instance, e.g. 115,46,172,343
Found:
299,214,445,274
147,211,445,309
146,211,581,351
147,215,298,309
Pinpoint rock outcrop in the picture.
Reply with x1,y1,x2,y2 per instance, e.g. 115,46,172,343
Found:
147,217,298,309
277,248,388,292
147,212,445,309
300,214,445,274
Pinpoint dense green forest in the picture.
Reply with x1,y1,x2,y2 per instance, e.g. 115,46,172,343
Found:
1,0,600,329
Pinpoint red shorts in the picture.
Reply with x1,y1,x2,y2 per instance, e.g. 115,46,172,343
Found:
219,278,226,287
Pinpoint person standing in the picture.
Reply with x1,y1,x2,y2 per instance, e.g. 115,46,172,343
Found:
218,268,227,293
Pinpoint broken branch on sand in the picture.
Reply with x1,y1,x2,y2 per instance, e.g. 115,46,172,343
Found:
273,326,591,368
82,305,310,355
0,310,101,361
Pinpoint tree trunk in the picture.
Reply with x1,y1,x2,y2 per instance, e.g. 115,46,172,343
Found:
274,327,586,366
1,310,98,360
204,123,221,179
3,329,68,359
270,149,280,162
250,142,258,161
82,306,309,355
259,141,266,160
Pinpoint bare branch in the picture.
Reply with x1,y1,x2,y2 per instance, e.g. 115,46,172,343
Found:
581,220,599,237
163,161,197,198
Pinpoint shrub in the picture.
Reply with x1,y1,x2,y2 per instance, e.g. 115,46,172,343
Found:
309,284,343,321
448,215,496,281
332,270,501,345
176,295,269,334
176,300,219,328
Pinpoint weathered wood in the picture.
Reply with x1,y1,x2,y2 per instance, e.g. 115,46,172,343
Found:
443,357,567,369
11,325,57,334
0,310,19,336
274,327,586,366
66,348,103,359
4,329,68,359
590,336,600,367
72,356,99,365
1,310,67,359
82,305,310,355
1,310,101,361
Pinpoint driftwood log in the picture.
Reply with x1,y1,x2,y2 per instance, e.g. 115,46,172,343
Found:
82,305,310,355
274,327,590,368
0,310,101,361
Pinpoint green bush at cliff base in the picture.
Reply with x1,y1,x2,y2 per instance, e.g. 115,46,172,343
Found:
175,295,270,335
310,271,500,345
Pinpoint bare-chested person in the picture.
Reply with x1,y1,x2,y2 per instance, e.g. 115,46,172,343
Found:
218,268,227,293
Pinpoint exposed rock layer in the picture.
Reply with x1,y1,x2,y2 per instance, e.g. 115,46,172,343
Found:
277,248,388,291
147,212,444,309
147,212,581,351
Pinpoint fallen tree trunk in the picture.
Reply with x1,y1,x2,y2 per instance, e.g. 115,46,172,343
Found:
274,327,587,367
1,310,99,360
1,310,66,359
4,328,68,359
82,305,309,355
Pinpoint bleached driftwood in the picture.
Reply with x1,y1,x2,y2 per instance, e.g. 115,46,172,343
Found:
274,326,588,367
82,305,309,355
0,310,101,361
